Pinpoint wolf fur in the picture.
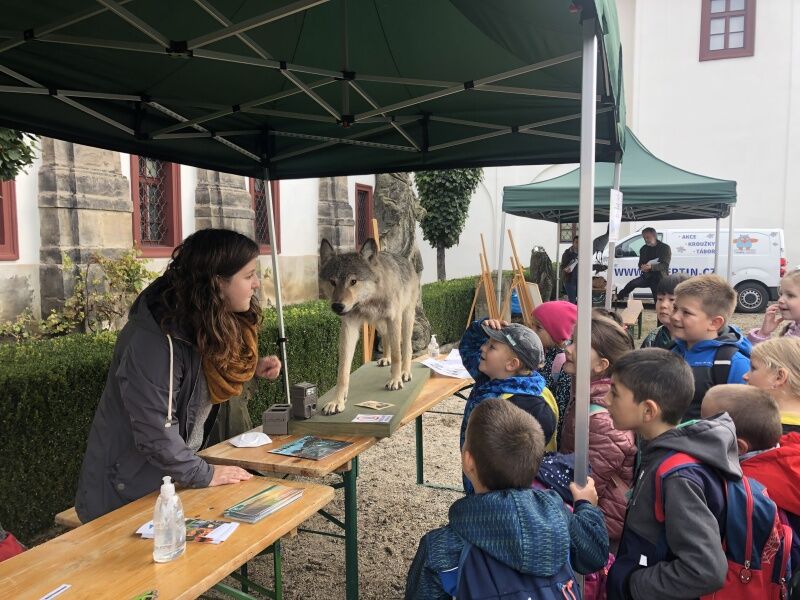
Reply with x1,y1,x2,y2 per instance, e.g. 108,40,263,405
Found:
319,238,420,415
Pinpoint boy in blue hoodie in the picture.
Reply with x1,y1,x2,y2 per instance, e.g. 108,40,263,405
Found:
405,398,609,600
606,348,740,600
671,274,752,421
459,318,556,493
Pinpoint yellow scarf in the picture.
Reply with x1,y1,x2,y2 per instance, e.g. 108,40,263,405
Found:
203,323,258,404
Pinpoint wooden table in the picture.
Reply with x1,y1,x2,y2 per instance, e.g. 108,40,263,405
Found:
199,370,471,600
0,477,333,600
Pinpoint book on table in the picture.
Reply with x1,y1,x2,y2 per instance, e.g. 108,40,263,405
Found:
223,484,304,523
268,435,353,461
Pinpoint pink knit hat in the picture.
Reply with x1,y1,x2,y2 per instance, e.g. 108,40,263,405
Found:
532,301,578,344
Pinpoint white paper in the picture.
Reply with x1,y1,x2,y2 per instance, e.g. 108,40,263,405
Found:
352,414,393,423
609,189,623,243
136,520,239,544
646,258,660,266
565,259,578,273
421,349,471,379
230,431,272,448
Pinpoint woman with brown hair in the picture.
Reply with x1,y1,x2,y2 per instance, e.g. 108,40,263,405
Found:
75,229,281,523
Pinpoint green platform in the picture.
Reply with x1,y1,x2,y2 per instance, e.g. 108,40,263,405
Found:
289,362,431,438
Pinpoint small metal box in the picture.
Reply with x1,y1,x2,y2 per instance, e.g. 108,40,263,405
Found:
290,382,318,420
262,403,292,435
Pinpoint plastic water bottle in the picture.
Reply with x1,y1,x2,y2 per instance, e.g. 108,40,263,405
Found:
153,475,186,563
428,334,440,360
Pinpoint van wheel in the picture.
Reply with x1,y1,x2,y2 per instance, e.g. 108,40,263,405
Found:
735,282,769,313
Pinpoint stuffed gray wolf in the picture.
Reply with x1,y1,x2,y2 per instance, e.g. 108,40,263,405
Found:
319,238,420,415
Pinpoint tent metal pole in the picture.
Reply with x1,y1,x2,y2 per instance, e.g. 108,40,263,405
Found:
496,211,507,310
555,217,561,300
727,207,735,283
574,16,598,487
714,217,721,274
264,168,291,401
605,158,622,310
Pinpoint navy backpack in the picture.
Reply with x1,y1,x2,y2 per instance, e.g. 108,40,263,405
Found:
439,541,581,600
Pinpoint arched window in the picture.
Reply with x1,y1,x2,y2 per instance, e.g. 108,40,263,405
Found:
131,156,181,258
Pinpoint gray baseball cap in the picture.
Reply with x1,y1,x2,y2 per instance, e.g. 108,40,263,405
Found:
481,322,544,371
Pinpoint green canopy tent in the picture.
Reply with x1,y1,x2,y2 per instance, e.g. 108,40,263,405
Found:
501,127,737,303
0,1,623,575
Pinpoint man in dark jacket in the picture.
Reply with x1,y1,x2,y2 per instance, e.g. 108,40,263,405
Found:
561,236,579,304
617,228,672,303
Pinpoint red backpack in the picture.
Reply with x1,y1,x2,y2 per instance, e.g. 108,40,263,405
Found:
0,525,25,563
655,452,792,599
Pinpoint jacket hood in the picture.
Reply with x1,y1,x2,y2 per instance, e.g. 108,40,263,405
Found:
129,277,193,343
448,489,569,576
673,325,752,359
741,432,800,514
589,378,612,409
646,413,742,480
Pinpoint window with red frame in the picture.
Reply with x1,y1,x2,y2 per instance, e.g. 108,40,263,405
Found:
131,156,181,258
355,183,374,248
250,179,281,254
0,180,19,261
700,0,756,61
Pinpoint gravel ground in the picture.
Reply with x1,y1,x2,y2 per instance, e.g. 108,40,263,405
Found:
201,308,766,600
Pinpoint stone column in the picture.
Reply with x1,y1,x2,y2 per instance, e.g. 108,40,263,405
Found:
194,170,255,237
317,176,354,252
38,139,131,315
374,173,431,352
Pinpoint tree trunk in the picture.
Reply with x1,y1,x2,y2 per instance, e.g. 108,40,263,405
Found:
437,244,446,281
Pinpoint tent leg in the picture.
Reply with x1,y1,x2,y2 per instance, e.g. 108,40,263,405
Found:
264,169,291,402
714,217,721,274
496,212,507,309
726,208,735,283
574,16,598,487
555,217,561,300
605,158,622,310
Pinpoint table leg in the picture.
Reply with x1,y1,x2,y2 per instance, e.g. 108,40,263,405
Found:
240,563,248,594
343,459,359,600
415,414,424,485
273,539,283,600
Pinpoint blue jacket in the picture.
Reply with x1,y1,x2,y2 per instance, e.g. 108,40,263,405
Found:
671,325,752,421
459,319,551,492
404,488,609,600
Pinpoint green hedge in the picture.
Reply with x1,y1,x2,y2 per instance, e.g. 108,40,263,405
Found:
422,276,478,345
0,281,476,543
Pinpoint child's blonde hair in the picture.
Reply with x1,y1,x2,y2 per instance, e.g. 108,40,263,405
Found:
751,337,800,398
591,315,634,378
674,274,736,323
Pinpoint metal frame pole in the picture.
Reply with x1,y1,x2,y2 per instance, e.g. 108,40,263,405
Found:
574,16,598,487
726,207,735,283
714,216,721,274
605,158,622,309
496,211,507,309
264,168,291,401
343,459,359,600
555,217,561,299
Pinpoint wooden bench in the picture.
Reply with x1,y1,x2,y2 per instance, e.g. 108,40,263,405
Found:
620,299,644,339
55,506,81,529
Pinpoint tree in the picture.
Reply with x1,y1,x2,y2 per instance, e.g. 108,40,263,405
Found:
0,128,37,181
414,168,483,281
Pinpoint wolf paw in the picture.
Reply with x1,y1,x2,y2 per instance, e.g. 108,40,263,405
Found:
401,371,412,383
377,357,391,367
385,377,404,391
322,398,346,415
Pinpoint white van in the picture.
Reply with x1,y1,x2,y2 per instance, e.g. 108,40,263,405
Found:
603,227,786,313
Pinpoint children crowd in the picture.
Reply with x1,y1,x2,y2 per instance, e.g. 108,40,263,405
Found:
406,268,800,600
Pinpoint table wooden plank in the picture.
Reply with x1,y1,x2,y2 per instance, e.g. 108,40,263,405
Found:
399,372,472,426
200,433,377,477
0,477,333,600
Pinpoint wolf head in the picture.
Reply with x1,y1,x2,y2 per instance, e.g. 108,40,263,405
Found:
319,238,380,316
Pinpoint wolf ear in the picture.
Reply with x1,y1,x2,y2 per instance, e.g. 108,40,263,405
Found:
320,239,336,264
359,238,379,262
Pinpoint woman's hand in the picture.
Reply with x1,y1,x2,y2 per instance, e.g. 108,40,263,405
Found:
255,355,282,380
759,304,784,336
209,465,252,486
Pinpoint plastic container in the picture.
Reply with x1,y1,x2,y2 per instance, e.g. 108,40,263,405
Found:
428,334,440,360
152,475,186,563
